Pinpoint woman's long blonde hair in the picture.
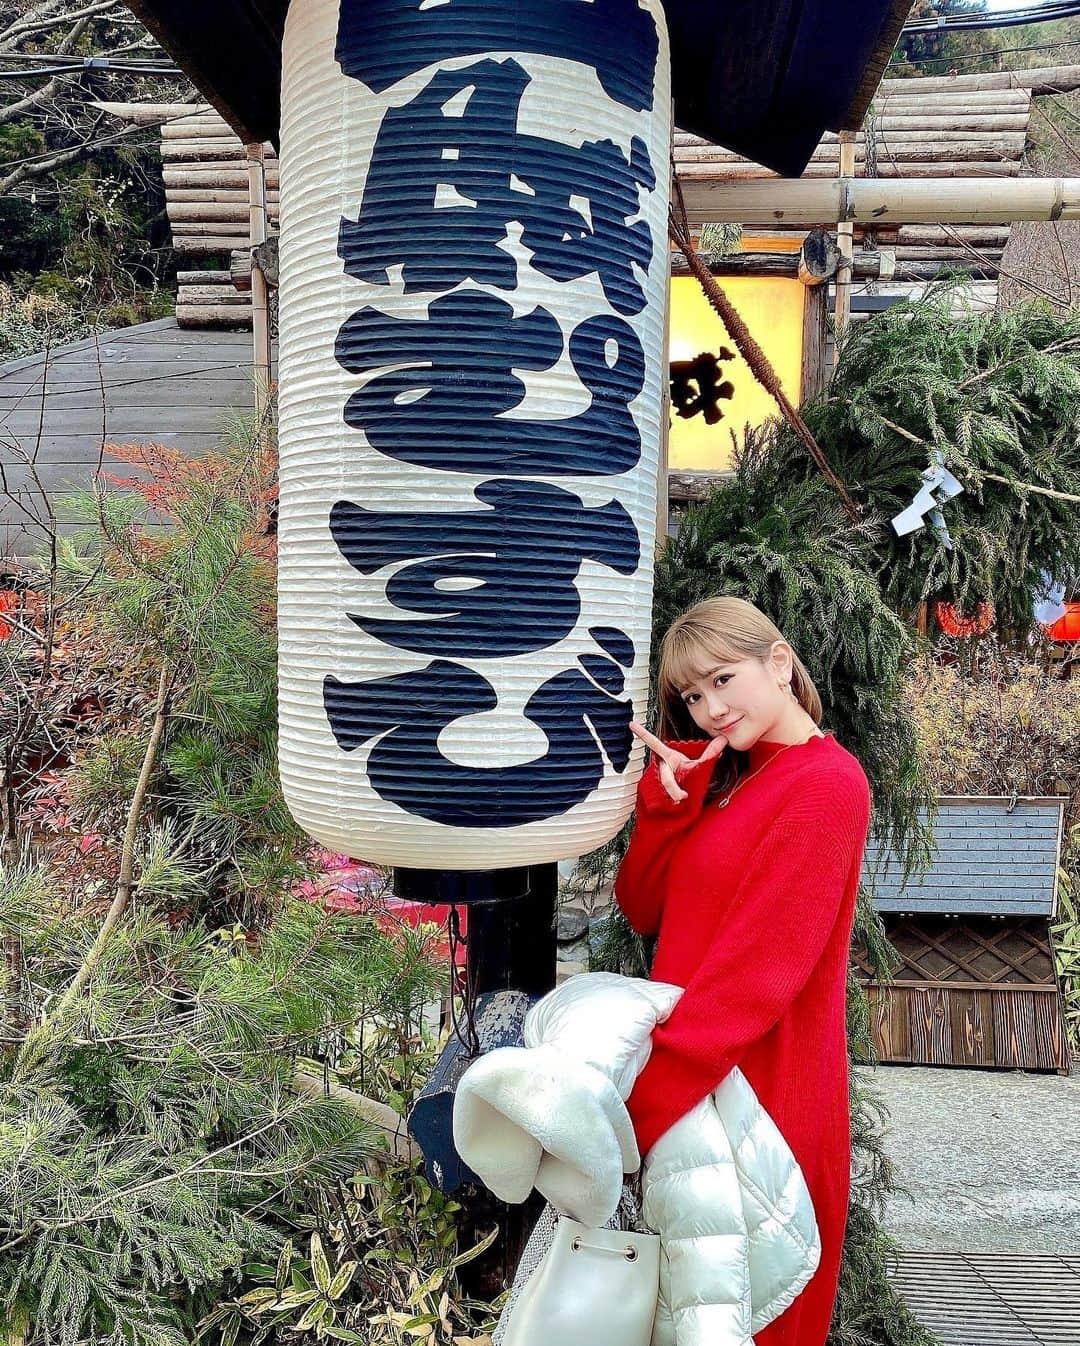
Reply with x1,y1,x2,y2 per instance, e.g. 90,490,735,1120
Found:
656,596,823,798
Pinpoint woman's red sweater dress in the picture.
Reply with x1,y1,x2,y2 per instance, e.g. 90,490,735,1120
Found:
614,732,871,1346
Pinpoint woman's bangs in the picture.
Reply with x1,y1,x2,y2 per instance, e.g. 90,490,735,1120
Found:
662,630,739,697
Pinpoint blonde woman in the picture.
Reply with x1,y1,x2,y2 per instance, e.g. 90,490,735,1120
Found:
615,596,872,1346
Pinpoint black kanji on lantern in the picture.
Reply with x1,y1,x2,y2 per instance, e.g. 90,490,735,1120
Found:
334,0,658,112
338,59,655,315
324,630,635,827
329,480,640,658
334,290,646,477
324,1,663,827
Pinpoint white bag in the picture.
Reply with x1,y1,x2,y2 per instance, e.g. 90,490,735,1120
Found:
502,1215,660,1346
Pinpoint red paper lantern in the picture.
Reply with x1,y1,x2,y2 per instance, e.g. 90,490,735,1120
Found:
1045,602,1080,642
934,600,994,638
0,591,16,641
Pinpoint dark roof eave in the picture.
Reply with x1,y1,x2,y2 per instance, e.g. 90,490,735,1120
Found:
124,0,903,172
838,0,913,132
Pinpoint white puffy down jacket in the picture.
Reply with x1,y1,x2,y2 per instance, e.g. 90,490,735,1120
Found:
453,972,821,1346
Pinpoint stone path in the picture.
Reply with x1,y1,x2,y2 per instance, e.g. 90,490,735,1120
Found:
857,1061,1080,1254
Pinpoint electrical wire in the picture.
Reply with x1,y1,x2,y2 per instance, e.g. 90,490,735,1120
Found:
903,2,1080,34
1,59,180,79
0,52,172,66
887,36,1080,68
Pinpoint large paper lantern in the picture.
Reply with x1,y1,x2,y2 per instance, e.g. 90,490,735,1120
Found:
277,0,671,868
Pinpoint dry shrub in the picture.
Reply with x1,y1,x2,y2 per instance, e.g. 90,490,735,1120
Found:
904,643,1080,816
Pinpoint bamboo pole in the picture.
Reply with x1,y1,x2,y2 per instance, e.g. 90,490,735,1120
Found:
164,169,280,190
673,143,1024,166
834,131,856,334
247,142,272,445
293,1068,419,1166
669,251,993,282
166,203,253,222
168,188,280,204
90,100,214,124
896,225,1011,244
160,145,247,162
176,270,234,285
171,221,256,234
678,176,1080,226
675,160,1024,180
173,238,251,253
871,88,1032,106
876,63,1080,94
176,306,254,326
161,119,236,139
176,287,252,304
675,129,1028,148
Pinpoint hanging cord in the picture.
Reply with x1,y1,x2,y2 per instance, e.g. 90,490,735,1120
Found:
669,166,863,525
446,904,481,1058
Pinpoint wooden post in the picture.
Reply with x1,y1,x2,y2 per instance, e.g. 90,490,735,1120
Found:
800,283,828,403
658,271,671,546
246,142,272,443
834,130,856,335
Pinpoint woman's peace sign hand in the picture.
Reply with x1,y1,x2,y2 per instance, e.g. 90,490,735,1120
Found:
629,721,728,804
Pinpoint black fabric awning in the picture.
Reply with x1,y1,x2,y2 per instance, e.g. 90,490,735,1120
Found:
125,0,909,176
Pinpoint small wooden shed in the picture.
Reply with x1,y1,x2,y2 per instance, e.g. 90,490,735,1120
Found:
855,795,1071,1073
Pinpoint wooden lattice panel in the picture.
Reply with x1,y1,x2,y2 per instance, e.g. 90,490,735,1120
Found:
854,915,1070,1072
854,916,1056,987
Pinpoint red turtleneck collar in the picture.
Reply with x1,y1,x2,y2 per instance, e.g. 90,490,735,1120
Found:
746,730,831,772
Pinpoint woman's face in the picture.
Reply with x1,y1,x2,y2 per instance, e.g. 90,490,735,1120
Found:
675,643,792,749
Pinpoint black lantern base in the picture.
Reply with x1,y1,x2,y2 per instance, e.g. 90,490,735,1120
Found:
392,863,557,998
392,865,531,907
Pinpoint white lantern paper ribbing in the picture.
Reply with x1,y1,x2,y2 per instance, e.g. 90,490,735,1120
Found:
277,0,672,868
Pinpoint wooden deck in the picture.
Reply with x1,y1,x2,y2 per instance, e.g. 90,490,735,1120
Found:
0,319,261,562
890,1250,1080,1345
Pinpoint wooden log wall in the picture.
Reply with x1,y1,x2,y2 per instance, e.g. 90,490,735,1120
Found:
155,111,278,325
148,73,1041,327
675,81,1034,298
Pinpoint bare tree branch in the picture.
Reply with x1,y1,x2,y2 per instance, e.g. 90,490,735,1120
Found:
0,118,151,193
0,0,123,51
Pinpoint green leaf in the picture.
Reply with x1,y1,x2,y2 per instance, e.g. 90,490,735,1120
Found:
276,1238,294,1294
310,1230,332,1292
449,1224,499,1269
402,1315,439,1333
328,1260,358,1299
239,1288,287,1309
297,1299,332,1332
